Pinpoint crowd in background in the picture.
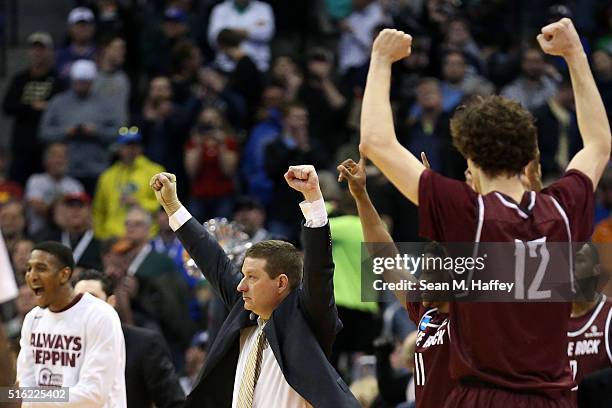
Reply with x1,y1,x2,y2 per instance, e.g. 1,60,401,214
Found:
1,0,611,406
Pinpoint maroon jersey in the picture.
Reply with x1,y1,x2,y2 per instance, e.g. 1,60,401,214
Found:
407,302,455,408
418,169,594,398
567,296,612,392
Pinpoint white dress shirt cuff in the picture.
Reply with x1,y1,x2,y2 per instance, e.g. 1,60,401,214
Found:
299,198,328,228
169,206,192,232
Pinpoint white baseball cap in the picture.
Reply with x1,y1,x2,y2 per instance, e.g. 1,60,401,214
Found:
70,60,97,81
67,7,95,25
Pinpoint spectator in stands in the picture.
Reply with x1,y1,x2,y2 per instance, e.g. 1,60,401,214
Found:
169,39,202,105
4,284,36,343
0,201,26,255
264,103,328,243
74,269,186,408
208,0,275,72
10,239,34,286
37,193,102,271
2,32,62,185
501,47,559,111
93,127,163,240
534,79,581,182
299,47,348,154
141,6,190,76
119,206,195,360
240,81,285,205
232,196,274,243
56,7,97,78
0,150,23,205
179,331,209,394
401,78,463,178
270,55,303,102
441,50,494,98
39,59,125,194
24,142,84,236
93,36,130,113
139,76,193,186
151,208,200,322
90,0,141,80
184,107,238,221
338,0,387,73
442,17,487,76
593,49,612,119
216,28,263,122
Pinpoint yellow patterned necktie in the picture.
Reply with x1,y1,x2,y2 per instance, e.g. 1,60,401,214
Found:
236,327,268,408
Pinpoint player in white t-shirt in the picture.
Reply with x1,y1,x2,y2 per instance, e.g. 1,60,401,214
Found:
16,241,126,408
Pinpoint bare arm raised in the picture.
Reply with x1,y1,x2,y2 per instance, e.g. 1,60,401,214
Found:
537,18,611,190
359,29,426,205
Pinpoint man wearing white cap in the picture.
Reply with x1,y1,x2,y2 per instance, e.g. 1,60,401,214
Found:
56,7,96,78
39,60,126,194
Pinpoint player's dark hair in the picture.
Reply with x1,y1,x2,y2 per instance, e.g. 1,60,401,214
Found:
450,95,538,177
32,241,75,273
74,269,115,297
244,240,303,290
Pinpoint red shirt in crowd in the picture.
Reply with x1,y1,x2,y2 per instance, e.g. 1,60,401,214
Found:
185,136,238,199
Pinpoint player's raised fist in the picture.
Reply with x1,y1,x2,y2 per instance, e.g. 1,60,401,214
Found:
284,165,322,202
537,18,583,59
372,29,412,63
150,172,181,215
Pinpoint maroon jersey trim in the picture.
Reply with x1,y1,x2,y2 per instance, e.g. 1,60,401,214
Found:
494,193,529,219
527,191,536,211
415,351,425,386
475,196,484,243
568,297,607,337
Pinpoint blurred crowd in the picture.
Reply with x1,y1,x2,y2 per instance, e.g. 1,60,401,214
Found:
1,0,612,407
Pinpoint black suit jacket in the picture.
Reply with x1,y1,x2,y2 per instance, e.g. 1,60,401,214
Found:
123,325,185,408
176,218,360,408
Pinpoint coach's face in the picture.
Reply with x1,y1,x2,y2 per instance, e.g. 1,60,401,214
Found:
26,250,71,309
237,257,289,319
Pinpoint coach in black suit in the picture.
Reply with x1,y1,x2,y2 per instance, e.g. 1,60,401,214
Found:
151,167,359,408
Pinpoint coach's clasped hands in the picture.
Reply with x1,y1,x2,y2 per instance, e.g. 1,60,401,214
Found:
150,172,182,215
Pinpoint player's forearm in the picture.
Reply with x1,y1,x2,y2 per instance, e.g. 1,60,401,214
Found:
359,57,397,158
354,191,394,245
566,52,611,153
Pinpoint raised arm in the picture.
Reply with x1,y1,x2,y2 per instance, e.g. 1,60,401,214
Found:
337,157,414,306
284,165,339,351
537,18,611,190
359,29,426,205
150,172,241,308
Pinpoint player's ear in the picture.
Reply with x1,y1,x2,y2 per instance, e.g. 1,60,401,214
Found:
59,266,72,285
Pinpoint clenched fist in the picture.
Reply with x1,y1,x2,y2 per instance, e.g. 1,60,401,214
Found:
150,172,182,215
537,18,583,60
372,29,412,64
284,165,322,202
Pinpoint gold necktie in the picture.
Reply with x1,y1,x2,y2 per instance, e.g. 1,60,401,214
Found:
236,328,267,408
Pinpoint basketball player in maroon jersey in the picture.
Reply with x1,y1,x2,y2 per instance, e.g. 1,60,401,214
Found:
360,17,611,408
338,157,454,408
568,242,612,393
